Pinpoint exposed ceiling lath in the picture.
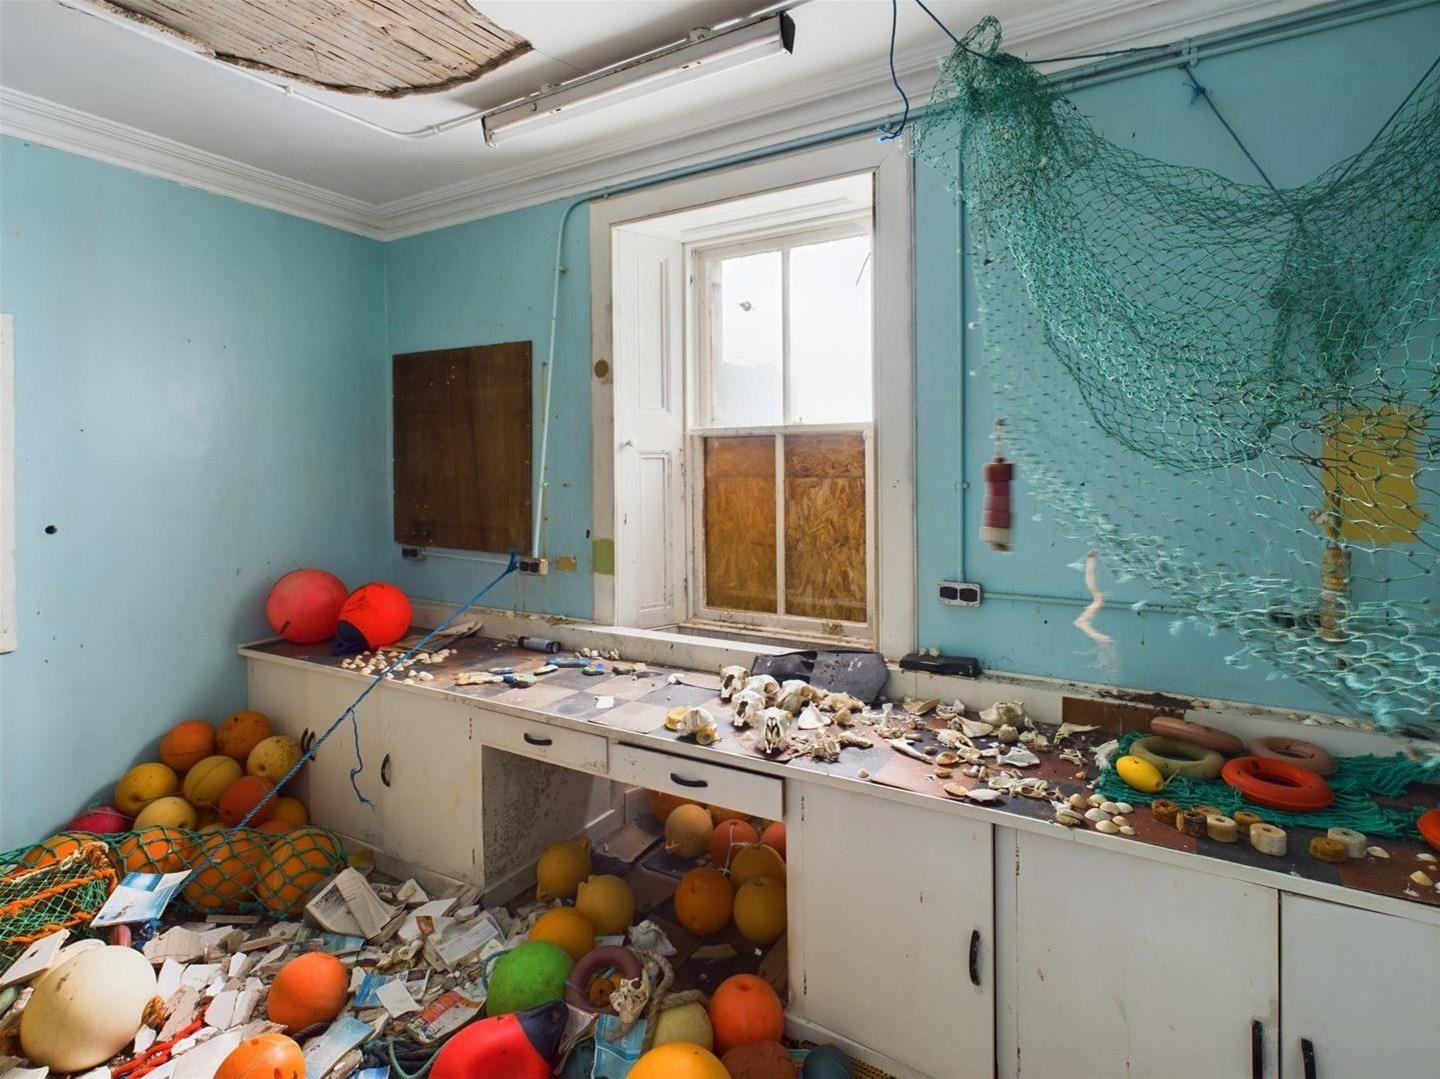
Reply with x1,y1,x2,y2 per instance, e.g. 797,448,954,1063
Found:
95,0,531,97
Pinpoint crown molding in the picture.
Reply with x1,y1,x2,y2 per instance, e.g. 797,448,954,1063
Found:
0,86,386,238
1,0,1328,242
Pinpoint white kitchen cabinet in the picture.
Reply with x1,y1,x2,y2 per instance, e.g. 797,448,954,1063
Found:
246,659,383,846
380,692,479,881
1280,894,1440,1079
998,829,1279,1079
788,781,995,1079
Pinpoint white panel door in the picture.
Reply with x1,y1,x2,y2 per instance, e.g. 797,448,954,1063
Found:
1003,830,1278,1079
300,669,384,847
380,691,479,880
1280,895,1440,1078
612,227,685,628
790,782,994,1077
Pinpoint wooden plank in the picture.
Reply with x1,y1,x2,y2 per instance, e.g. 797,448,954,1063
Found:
392,342,532,554
105,0,529,95
783,432,866,623
704,436,777,613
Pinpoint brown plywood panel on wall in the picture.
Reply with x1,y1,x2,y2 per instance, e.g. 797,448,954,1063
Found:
393,342,531,554
704,436,778,613
785,432,867,623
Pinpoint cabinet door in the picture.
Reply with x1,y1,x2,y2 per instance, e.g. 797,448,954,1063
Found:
790,782,994,1077
1281,895,1440,1078
300,670,384,847
380,692,479,881
1002,831,1278,1079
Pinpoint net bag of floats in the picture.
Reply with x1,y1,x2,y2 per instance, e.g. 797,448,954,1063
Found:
0,826,347,958
912,18,1439,735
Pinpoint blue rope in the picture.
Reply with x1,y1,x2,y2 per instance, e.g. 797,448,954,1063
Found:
877,0,911,142
235,552,520,825
1180,63,1282,196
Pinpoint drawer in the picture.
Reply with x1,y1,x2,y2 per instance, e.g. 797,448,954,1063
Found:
472,708,609,777
611,744,783,821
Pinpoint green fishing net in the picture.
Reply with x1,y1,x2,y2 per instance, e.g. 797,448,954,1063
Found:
912,18,1440,735
1094,732,1436,837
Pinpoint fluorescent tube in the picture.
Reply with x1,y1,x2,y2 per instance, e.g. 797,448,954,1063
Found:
481,13,795,146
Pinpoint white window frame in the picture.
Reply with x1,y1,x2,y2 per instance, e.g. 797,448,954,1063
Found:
686,216,876,639
591,137,915,658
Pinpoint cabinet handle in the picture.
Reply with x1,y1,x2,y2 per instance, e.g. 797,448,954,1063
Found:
1250,1020,1264,1079
1300,1038,1316,1079
523,732,553,747
968,929,981,986
381,753,392,788
670,773,708,789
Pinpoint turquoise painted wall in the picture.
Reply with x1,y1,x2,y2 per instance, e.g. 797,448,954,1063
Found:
383,2,1438,717
916,0,1440,710
383,200,593,618
0,137,387,848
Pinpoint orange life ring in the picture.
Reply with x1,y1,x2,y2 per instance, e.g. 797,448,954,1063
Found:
1221,756,1334,812
1246,736,1337,776
1418,808,1440,853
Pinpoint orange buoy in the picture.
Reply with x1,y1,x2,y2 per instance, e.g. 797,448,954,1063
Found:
709,818,759,870
729,843,785,890
648,790,698,824
628,1043,729,1079
217,711,274,763
710,974,785,1057
760,822,787,860
183,829,266,912
218,775,277,827
255,826,345,914
664,804,714,860
674,868,734,937
530,906,597,963
733,876,787,945
216,1033,304,1079
158,719,217,774
266,952,347,1033
116,826,191,874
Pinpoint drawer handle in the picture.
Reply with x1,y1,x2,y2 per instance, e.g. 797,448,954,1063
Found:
670,773,708,789
968,929,981,986
1251,1020,1264,1079
523,733,553,747
381,753,392,788
1300,1038,1316,1079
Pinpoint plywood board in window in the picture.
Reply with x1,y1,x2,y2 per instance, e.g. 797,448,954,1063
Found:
785,432,866,623
393,342,531,553
704,436,777,613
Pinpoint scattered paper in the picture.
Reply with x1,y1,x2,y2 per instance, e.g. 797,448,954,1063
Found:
92,871,191,927
306,868,400,939
595,696,615,710
408,987,484,1044
431,913,502,969
375,977,421,1017
303,1016,374,1076
0,930,68,988
170,1031,241,1079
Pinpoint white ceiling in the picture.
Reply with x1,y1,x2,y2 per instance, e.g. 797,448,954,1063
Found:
0,0,1326,237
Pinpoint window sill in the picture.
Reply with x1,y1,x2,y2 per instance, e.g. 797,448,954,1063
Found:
676,618,875,654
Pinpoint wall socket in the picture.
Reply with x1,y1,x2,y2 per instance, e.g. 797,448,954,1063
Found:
938,580,983,606
519,555,549,575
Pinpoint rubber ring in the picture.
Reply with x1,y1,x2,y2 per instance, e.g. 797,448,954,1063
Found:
1246,735,1337,776
1221,755,1335,812
1150,715,1245,756
566,945,642,1016
1418,808,1440,853
1129,735,1224,780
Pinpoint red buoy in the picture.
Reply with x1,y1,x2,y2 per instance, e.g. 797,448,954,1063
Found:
430,1001,568,1079
266,569,348,644
333,581,412,654
981,420,1013,552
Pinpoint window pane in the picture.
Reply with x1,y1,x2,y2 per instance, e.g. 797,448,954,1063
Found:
703,436,777,613
710,251,783,427
784,431,867,622
788,235,873,424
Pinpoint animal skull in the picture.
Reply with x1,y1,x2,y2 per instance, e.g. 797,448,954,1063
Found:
731,689,765,728
744,674,780,705
759,707,792,755
719,665,750,703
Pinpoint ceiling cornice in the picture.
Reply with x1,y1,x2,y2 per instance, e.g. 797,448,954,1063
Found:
1,0,1327,242
0,86,385,238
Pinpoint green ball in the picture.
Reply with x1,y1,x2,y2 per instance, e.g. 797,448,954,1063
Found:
486,940,574,1017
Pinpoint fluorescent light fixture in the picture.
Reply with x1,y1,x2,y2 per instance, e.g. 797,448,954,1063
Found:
482,13,795,146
